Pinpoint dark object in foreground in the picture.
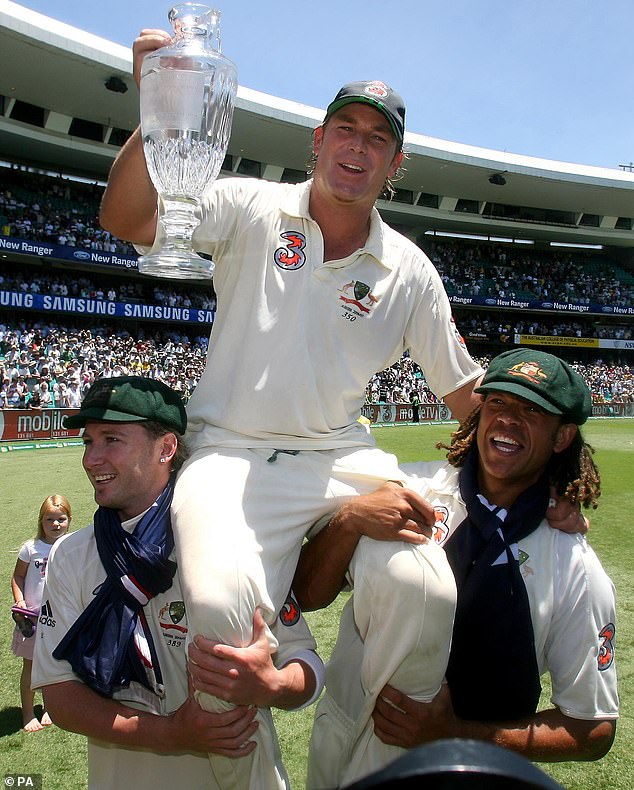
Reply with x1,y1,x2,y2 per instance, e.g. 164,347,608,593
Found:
343,739,565,789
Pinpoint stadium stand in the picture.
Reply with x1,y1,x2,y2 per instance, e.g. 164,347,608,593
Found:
2,170,633,415
0,3,632,431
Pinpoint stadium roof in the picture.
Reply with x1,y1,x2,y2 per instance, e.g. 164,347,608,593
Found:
2,0,634,249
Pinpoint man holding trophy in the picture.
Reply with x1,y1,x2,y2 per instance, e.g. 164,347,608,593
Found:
100,11,484,789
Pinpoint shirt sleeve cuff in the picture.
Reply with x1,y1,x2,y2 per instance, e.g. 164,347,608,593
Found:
279,648,325,710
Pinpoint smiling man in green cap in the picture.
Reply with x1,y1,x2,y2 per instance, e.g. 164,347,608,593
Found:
32,376,324,790
297,350,618,788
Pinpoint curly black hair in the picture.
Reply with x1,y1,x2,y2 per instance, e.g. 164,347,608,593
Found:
437,407,601,509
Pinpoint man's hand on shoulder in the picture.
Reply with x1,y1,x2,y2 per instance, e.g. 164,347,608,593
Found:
546,486,589,535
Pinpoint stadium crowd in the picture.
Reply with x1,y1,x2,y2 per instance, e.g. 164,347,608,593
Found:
424,240,634,307
1,270,630,342
1,165,634,310
460,312,632,341
0,169,135,257
1,167,632,411
368,353,633,406
1,319,632,410
0,321,208,409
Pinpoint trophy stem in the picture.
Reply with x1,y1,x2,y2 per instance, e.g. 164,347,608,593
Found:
137,196,215,279
161,196,200,250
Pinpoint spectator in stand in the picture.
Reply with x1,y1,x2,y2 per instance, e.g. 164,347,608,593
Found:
37,380,53,408
1,378,10,408
423,238,634,308
67,380,82,408
56,382,71,408
6,377,24,408
26,386,42,409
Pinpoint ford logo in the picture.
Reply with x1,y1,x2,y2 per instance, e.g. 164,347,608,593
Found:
542,302,553,308
73,250,91,260
601,307,613,313
485,299,496,305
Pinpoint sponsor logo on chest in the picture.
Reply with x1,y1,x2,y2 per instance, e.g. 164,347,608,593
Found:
273,229,381,321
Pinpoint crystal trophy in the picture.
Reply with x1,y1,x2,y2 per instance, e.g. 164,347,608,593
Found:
137,4,237,279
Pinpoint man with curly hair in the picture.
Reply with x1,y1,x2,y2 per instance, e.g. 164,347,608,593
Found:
296,349,618,788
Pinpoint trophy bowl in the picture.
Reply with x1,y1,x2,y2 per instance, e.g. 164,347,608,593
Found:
137,4,237,280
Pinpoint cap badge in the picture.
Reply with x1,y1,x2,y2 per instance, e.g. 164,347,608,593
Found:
364,81,389,99
507,361,548,385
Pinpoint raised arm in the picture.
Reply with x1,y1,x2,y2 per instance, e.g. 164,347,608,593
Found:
99,29,171,245
293,482,434,611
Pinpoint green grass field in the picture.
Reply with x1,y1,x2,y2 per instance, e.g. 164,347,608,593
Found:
1,419,633,789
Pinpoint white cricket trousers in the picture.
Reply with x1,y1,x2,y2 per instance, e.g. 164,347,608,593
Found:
172,444,409,790
307,537,457,788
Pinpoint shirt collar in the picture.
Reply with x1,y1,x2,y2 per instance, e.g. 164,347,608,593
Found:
280,180,392,270
121,511,145,534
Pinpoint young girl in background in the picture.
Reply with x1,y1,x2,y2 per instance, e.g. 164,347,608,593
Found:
11,494,72,732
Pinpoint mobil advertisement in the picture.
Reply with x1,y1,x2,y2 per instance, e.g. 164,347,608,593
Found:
361,402,453,424
0,409,82,442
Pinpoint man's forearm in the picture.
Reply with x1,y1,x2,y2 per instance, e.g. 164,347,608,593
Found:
460,709,616,762
374,685,615,763
270,657,319,710
42,679,259,756
443,374,483,424
100,126,158,245
293,508,360,611
188,610,325,709
42,680,177,752
294,482,433,611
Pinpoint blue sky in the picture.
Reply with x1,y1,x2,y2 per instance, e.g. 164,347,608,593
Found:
14,0,634,169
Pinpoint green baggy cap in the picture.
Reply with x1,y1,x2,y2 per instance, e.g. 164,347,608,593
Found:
65,376,186,434
475,349,592,425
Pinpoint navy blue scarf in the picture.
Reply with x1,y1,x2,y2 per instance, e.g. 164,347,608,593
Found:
52,477,177,697
444,448,547,721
